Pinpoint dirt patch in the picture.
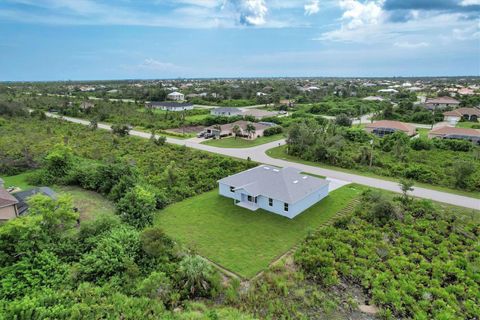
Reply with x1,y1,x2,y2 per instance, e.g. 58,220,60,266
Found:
167,125,205,134
359,304,379,315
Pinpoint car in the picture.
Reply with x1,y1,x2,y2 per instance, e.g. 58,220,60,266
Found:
197,132,205,138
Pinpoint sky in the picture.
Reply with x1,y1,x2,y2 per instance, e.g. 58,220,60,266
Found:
0,0,479,81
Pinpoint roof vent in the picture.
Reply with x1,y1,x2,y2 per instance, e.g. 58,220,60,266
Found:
302,176,308,179
264,166,270,170
273,169,280,172
293,180,298,184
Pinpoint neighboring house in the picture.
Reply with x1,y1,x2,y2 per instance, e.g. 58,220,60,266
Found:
145,101,194,112
362,96,385,101
80,101,95,110
13,187,58,215
279,99,295,107
204,120,271,139
218,165,330,219
458,88,475,95
0,179,19,221
424,96,460,110
428,126,480,145
242,109,277,119
443,108,480,125
210,107,243,117
365,120,417,137
378,89,399,94
167,91,185,101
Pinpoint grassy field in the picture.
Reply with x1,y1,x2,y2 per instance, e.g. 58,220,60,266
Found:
266,145,480,199
155,184,364,278
2,172,115,221
185,114,210,122
201,134,284,148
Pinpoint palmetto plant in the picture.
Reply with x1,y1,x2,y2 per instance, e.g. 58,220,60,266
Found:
177,255,216,297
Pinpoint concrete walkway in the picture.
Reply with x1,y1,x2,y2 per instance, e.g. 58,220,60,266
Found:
48,113,479,210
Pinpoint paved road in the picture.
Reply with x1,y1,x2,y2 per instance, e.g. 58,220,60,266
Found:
48,113,479,210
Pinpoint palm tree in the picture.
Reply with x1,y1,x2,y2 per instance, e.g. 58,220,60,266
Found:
232,124,241,139
245,123,256,139
178,255,216,297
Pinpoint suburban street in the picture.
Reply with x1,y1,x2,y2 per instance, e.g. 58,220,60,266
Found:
48,113,479,210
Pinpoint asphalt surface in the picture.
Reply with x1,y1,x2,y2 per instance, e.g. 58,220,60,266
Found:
48,113,479,210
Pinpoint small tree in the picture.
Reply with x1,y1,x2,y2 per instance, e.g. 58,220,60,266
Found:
111,124,130,137
89,119,98,131
245,123,256,139
335,113,352,127
116,185,156,229
232,124,241,139
399,179,414,206
177,255,219,298
453,161,475,189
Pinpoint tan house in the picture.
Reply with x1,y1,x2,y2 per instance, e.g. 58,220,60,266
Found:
443,108,480,125
80,101,95,110
365,120,417,137
425,96,460,110
0,181,19,221
205,120,271,139
428,126,480,145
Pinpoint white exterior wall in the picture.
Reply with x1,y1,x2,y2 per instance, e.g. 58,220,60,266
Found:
218,182,330,219
164,105,194,112
444,115,460,126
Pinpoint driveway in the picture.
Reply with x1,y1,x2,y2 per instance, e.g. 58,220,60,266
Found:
46,113,479,210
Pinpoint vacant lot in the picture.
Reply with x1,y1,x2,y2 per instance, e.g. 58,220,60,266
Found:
201,134,284,148
155,184,364,278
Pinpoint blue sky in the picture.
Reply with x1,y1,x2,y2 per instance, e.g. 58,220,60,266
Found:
0,0,479,81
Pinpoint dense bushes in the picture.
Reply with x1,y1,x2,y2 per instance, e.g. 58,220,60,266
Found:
0,117,254,204
286,119,480,191
263,126,283,136
295,193,480,319
0,195,234,318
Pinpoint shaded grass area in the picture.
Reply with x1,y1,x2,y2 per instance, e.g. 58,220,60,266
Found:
1,172,114,221
201,134,284,148
266,145,480,199
155,184,365,278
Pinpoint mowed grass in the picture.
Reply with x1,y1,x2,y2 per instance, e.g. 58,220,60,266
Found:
201,134,284,148
456,121,480,129
155,184,364,278
2,172,36,190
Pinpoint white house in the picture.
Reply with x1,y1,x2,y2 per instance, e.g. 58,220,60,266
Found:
145,101,193,112
210,107,243,117
167,91,185,101
218,165,330,219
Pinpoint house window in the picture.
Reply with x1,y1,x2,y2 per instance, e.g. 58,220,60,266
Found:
254,197,258,204
248,195,252,202
230,186,235,193
269,198,273,206
284,203,289,212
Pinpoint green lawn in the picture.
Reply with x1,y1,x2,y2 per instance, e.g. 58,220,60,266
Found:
155,184,364,278
2,172,114,221
456,121,480,129
2,172,35,190
416,128,429,138
266,145,480,199
201,134,284,148
185,114,209,122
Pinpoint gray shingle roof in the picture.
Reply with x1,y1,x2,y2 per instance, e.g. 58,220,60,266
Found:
218,165,329,203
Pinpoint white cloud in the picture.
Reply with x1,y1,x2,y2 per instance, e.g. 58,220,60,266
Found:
459,0,480,6
394,41,429,48
224,0,268,26
339,0,385,29
304,0,320,15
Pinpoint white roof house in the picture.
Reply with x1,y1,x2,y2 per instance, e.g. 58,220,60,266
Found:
218,165,330,219
167,91,185,101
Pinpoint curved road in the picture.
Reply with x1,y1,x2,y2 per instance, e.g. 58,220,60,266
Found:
49,113,479,210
